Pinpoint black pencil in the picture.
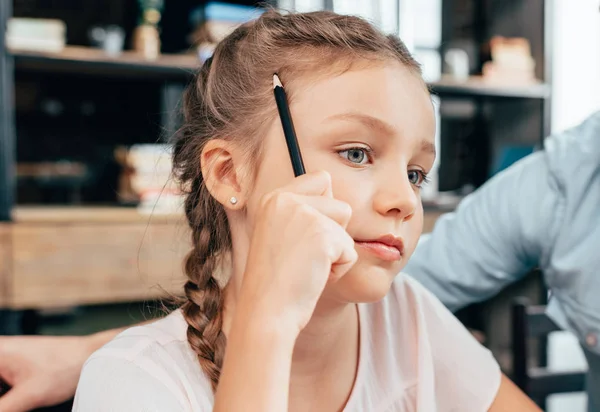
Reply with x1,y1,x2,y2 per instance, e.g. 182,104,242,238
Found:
273,74,306,177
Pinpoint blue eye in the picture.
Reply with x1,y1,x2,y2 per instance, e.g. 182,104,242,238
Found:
408,170,429,187
339,148,370,165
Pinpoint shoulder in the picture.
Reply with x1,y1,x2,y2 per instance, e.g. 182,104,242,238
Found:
545,111,600,154
383,274,485,345
384,273,447,313
364,274,446,331
544,111,600,178
369,275,502,410
74,310,213,411
88,309,193,367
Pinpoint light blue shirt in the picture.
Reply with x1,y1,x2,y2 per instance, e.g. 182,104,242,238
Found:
406,111,600,355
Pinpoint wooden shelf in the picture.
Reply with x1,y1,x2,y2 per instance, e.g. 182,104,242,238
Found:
11,47,550,100
2,205,189,310
12,205,184,224
11,45,200,80
429,75,551,99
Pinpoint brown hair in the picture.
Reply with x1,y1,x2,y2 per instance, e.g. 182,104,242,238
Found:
171,9,422,392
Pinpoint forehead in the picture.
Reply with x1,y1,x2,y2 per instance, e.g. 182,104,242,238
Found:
289,63,435,141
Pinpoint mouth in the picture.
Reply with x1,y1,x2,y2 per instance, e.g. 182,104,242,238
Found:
354,234,405,262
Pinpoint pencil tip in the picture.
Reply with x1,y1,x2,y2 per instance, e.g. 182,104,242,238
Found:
273,74,283,89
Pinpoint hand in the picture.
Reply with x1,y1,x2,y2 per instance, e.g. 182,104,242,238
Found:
0,335,95,412
238,171,358,335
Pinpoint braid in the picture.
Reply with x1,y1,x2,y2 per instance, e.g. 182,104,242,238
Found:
173,57,231,392
180,178,229,392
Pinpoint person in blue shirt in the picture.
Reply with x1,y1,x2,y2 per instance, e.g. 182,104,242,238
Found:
406,111,600,411
0,112,598,412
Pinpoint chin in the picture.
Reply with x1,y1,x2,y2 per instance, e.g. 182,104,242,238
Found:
327,259,403,304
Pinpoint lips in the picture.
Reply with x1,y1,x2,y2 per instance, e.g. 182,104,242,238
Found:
354,234,405,262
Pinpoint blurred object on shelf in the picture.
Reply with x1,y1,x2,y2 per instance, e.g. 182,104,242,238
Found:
114,147,138,205
16,161,90,204
88,25,125,56
16,161,88,180
11,45,200,75
421,191,464,212
430,75,550,98
115,145,182,214
189,2,263,62
132,25,161,60
482,37,537,85
6,18,66,53
132,0,164,60
444,48,470,81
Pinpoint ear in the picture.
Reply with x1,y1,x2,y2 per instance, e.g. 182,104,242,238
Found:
200,139,250,209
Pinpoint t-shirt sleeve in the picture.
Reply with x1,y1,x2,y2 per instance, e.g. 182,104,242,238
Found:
404,275,502,411
73,355,196,412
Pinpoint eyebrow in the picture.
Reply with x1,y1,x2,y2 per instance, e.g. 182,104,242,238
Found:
420,140,436,156
325,112,396,137
326,112,437,156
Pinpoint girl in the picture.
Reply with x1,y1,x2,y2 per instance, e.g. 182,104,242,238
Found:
73,10,540,411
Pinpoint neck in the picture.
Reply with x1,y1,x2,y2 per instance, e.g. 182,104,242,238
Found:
291,300,357,377
289,299,359,412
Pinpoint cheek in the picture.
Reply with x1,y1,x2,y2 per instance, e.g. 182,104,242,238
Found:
243,150,296,221
330,173,374,216
403,206,424,258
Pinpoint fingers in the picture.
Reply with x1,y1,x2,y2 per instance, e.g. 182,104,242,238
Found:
330,236,358,282
291,194,352,228
277,171,333,197
0,383,41,412
320,219,358,282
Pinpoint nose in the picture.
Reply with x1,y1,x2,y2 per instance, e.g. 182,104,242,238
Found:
372,172,418,221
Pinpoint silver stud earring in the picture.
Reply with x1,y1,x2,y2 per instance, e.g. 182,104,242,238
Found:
229,196,238,205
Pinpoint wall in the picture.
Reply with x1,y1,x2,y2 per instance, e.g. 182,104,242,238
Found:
548,1,599,411
551,0,600,133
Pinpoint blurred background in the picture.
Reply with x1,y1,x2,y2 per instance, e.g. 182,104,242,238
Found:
0,0,598,410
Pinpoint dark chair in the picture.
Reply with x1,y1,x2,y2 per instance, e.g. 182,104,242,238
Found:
511,297,587,409
33,400,74,412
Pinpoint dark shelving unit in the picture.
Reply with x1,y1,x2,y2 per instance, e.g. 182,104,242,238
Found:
436,0,554,375
429,76,551,100
0,0,15,222
11,46,199,80
0,0,554,341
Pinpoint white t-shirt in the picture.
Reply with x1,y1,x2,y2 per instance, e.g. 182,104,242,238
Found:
73,275,501,411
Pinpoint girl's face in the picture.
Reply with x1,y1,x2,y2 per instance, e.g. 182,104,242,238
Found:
243,62,436,304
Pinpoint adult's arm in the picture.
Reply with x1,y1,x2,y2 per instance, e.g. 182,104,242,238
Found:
0,326,134,412
406,149,560,312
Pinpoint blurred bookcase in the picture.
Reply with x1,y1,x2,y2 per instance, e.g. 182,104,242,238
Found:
0,0,552,335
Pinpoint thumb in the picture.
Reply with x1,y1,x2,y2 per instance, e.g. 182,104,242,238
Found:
329,234,358,282
0,383,41,412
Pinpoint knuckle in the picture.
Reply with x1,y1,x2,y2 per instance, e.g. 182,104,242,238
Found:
312,170,331,187
263,191,292,211
348,240,359,259
305,218,328,243
259,191,275,209
296,202,314,218
339,201,352,219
